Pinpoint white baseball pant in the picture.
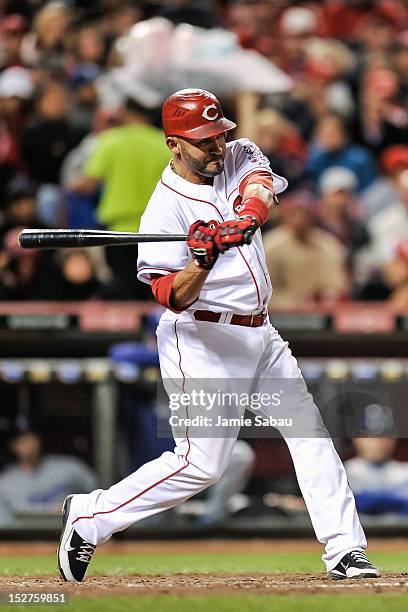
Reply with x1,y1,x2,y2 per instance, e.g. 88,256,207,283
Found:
71,312,366,571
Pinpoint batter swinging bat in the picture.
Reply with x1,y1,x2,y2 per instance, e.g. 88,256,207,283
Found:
18,229,189,249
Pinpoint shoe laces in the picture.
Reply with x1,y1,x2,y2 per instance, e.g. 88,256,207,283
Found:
76,541,96,564
349,550,369,563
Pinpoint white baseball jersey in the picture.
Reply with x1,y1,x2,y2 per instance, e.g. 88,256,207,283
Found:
137,138,288,315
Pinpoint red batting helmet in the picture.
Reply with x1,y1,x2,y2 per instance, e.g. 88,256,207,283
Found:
162,89,236,139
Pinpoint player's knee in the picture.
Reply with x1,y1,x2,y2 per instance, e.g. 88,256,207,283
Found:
195,464,224,487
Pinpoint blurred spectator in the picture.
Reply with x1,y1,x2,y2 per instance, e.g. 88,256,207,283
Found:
0,14,27,70
390,31,408,104
71,24,108,68
263,190,348,308
72,95,169,298
0,430,97,527
281,37,356,141
104,1,145,40
354,67,408,156
317,167,370,272
0,227,57,300
50,248,112,301
360,143,405,219
355,151,408,298
61,106,122,229
73,96,169,232
351,11,400,64
20,1,73,69
0,176,42,242
0,66,33,205
382,240,408,308
346,436,408,515
255,108,306,191
303,39,356,120
345,402,408,515
319,0,406,43
225,0,282,56
68,64,103,133
274,6,318,79
306,113,378,192
21,81,85,225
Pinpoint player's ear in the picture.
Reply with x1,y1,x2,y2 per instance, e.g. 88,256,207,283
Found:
166,136,180,155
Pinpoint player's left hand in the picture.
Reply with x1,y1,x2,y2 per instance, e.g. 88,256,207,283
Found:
214,216,258,252
187,220,220,270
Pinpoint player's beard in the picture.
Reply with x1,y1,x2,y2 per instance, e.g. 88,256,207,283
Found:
183,150,225,178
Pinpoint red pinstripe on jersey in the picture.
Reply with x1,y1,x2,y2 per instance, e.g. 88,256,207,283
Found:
161,180,225,221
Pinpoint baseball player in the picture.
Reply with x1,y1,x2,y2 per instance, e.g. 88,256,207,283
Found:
58,89,379,582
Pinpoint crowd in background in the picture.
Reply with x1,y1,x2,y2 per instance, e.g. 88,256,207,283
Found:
0,0,407,306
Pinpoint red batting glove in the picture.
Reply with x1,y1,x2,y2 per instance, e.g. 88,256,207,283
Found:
187,220,220,270
215,195,271,251
214,216,258,252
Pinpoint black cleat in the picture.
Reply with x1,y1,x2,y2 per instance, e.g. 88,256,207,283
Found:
328,550,380,580
57,495,96,583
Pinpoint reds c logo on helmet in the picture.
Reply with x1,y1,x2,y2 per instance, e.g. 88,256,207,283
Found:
162,89,236,139
202,104,219,121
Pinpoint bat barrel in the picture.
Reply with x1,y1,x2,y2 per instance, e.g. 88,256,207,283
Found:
18,229,188,249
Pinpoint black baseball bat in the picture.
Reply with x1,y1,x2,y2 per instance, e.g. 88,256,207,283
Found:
19,229,189,249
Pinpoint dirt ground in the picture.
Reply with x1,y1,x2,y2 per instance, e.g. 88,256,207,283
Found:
0,573,407,597
0,540,407,597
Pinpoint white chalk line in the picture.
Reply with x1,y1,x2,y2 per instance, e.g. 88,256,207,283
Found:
316,582,408,589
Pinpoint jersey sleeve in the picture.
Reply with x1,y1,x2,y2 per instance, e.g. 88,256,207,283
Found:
137,189,189,285
232,138,288,195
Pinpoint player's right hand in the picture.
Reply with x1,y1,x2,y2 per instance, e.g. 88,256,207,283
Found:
187,220,220,270
214,216,258,252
